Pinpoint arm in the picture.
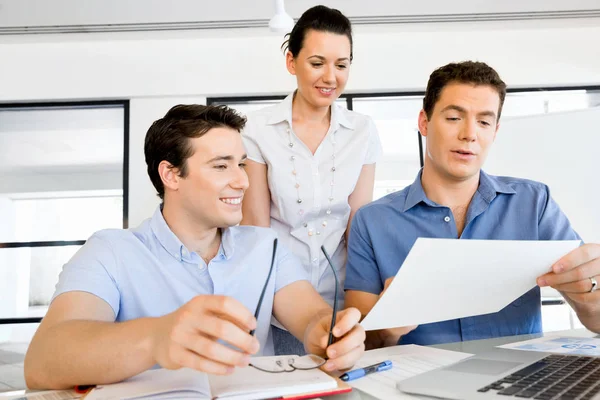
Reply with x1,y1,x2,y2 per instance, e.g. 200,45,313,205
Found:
346,163,376,242
273,281,365,371
25,292,259,389
240,159,271,227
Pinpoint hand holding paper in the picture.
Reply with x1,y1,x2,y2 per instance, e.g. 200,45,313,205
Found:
360,238,581,331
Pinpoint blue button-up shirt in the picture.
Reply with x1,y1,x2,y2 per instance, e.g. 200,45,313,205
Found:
53,206,308,355
345,170,580,345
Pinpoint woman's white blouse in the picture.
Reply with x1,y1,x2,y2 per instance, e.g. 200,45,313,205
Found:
242,93,382,310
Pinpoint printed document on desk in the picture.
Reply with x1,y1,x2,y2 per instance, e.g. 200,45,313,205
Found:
498,336,600,356
348,345,472,399
360,238,580,330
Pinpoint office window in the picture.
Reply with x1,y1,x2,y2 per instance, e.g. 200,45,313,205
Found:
0,102,128,326
352,96,423,200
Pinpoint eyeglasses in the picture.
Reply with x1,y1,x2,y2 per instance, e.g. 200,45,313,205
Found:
249,240,339,373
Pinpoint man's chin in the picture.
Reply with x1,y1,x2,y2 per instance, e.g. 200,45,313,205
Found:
216,215,243,229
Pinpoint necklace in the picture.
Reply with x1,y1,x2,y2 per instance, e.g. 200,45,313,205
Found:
286,125,336,237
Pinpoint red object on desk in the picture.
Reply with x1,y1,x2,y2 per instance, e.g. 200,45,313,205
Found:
74,385,95,394
276,380,352,399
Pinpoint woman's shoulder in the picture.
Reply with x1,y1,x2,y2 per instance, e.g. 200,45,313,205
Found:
335,105,376,134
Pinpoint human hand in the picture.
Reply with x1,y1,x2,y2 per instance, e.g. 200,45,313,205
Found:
304,307,365,372
151,295,260,375
537,244,600,322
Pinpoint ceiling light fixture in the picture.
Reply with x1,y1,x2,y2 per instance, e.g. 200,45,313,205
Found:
269,0,294,33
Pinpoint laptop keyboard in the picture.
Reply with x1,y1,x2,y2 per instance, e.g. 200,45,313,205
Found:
477,355,600,399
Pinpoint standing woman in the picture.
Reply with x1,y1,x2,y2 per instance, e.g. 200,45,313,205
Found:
241,5,382,355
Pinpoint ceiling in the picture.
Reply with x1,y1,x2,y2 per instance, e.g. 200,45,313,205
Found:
0,0,599,34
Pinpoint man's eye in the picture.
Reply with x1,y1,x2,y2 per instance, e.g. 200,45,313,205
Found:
446,117,460,121
214,165,227,170
480,121,491,126
239,163,247,169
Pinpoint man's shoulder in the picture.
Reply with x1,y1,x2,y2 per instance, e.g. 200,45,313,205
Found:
82,227,145,256
361,186,410,213
489,174,550,197
353,186,411,229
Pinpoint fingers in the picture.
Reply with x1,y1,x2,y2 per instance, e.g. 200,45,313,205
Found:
198,295,256,331
193,315,260,356
324,342,364,372
330,308,361,338
550,278,595,294
182,332,251,368
551,244,600,274
166,346,235,375
325,324,365,361
539,259,600,287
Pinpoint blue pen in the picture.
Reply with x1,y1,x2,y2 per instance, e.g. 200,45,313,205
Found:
339,360,393,382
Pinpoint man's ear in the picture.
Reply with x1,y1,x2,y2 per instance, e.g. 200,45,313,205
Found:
158,160,181,194
418,109,429,138
285,51,296,76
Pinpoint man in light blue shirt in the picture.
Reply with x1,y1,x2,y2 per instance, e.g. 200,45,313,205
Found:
25,104,365,389
345,61,600,348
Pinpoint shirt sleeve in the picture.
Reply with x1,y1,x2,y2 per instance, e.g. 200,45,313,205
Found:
241,118,266,164
52,231,121,317
274,241,309,292
344,208,384,294
537,184,582,242
363,117,383,165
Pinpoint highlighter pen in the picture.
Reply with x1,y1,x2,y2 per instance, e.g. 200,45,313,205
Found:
339,360,393,382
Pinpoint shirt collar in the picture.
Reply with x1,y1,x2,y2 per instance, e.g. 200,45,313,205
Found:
266,91,354,130
402,169,516,212
150,205,235,263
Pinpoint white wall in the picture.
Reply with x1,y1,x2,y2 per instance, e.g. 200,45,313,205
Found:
1,18,600,225
128,97,206,227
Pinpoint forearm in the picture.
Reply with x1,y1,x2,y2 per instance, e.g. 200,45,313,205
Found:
25,318,159,389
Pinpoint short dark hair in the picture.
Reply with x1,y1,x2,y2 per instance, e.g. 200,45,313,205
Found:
423,61,507,121
282,5,353,61
144,104,246,200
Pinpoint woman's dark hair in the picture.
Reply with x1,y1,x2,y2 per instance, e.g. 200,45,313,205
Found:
282,5,353,61
144,104,246,200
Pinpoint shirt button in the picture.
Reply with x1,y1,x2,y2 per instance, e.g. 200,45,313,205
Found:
444,216,451,222
312,258,318,264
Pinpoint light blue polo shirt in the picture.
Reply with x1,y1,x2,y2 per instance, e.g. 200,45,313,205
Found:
345,170,581,345
53,206,308,355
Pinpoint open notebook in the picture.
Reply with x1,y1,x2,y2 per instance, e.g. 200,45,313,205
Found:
84,357,344,400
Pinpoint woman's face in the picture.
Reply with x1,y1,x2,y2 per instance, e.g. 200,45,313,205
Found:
286,29,351,109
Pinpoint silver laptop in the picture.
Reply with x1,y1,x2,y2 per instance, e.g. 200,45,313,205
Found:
397,348,600,399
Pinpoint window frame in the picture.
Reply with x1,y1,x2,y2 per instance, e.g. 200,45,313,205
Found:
0,99,130,324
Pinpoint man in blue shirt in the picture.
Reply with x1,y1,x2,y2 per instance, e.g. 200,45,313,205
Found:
25,105,365,389
345,61,600,348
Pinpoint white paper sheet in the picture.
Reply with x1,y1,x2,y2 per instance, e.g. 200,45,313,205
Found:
360,238,580,330
348,345,473,399
498,336,600,356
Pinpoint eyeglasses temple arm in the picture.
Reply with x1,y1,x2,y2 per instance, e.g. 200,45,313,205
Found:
320,246,338,348
250,238,278,336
